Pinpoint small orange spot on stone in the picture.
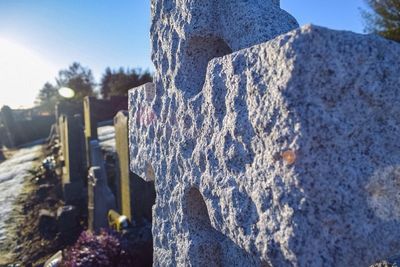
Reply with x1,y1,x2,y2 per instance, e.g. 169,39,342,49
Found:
282,150,296,165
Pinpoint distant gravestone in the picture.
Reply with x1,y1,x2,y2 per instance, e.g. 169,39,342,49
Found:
84,97,98,170
58,115,67,163
87,141,116,232
128,0,400,266
55,101,84,121
55,101,84,138
115,111,155,225
83,96,128,169
88,166,117,232
59,114,86,204
0,106,18,147
114,111,130,217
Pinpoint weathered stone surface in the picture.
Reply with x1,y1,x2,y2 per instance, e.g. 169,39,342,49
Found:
151,0,298,98
371,258,400,267
129,21,400,266
129,83,158,183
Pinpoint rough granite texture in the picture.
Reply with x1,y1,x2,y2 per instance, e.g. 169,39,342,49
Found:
150,0,298,98
129,1,400,266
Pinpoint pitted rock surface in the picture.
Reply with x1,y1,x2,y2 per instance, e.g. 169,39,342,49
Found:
130,2,400,266
150,0,298,98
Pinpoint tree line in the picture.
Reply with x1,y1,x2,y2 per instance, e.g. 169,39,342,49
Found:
35,62,152,113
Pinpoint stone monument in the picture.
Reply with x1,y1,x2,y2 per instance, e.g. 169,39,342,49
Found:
59,114,86,204
114,111,156,225
129,0,400,266
87,141,116,231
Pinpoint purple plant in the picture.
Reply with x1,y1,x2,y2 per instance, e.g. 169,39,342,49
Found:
61,229,129,267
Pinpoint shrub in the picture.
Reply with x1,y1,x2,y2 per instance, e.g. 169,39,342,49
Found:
61,229,133,267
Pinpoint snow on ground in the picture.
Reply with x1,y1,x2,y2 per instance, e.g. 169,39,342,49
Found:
0,145,42,245
98,125,116,153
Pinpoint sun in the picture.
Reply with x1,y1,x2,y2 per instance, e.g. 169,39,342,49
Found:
0,38,56,109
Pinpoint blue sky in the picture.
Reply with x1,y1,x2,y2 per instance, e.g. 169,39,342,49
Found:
0,0,368,108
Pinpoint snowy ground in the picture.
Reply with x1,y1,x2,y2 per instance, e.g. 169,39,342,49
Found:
0,124,114,248
0,145,42,245
98,125,116,153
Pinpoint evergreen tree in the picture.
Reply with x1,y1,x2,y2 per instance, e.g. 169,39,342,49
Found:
56,62,96,99
362,0,400,42
35,82,60,113
100,67,152,98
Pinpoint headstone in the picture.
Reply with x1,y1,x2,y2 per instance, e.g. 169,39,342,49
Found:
0,106,18,147
84,97,98,169
83,96,128,169
88,166,116,232
55,101,84,123
59,114,86,204
115,111,155,225
19,115,55,144
58,115,67,169
89,140,108,175
128,0,400,266
55,101,83,141
129,0,298,265
114,111,130,217
87,141,116,231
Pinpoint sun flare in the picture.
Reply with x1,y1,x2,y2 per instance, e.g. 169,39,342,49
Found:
0,38,56,109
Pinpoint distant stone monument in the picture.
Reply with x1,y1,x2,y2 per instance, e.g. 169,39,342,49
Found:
114,111,155,225
88,167,110,231
83,96,128,169
58,114,86,204
88,141,116,231
129,0,400,266
0,106,18,147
